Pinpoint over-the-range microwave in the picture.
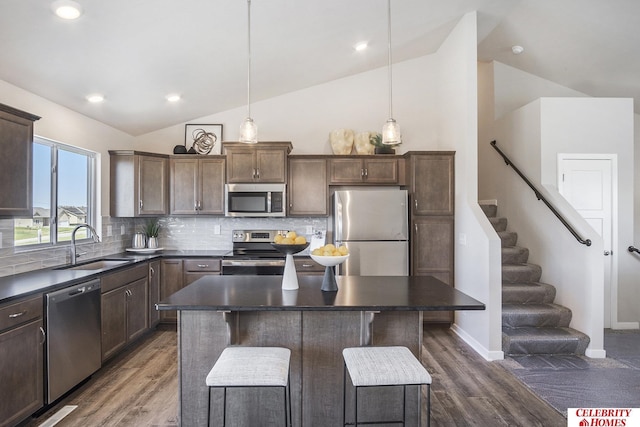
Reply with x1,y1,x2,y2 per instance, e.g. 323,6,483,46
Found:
224,183,286,217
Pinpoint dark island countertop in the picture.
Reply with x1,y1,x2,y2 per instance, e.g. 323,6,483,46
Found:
156,274,485,312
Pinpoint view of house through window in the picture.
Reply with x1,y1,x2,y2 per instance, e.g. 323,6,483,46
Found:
14,137,97,247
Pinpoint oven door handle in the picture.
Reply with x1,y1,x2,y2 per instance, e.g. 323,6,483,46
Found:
221,260,286,267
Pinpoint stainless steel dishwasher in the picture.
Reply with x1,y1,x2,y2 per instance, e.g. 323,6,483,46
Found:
46,279,102,403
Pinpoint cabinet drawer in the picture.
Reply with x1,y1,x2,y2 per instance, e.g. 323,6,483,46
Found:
101,263,149,293
183,259,221,272
294,258,324,274
0,294,42,332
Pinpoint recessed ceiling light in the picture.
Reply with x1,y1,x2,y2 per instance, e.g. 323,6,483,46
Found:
511,45,524,55
86,94,104,103
354,42,368,52
166,94,181,102
52,0,83,20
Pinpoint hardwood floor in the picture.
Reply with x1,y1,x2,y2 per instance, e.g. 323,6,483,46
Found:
25,324,565,427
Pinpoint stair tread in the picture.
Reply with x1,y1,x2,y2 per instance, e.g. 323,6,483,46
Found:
503,326,588,339
502,303,571,313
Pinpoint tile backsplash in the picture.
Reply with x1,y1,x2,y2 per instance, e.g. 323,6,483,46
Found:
0,216,327,277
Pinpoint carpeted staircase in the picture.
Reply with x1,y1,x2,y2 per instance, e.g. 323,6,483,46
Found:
481,203,590,356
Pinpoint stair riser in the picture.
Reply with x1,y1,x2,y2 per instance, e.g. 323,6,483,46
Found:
490,217,507,232
502,247,529,264
499,232,518,247
480,204,497,218
502,284,556,304
502,307,571,328
502,337,588,356
502,265,542,283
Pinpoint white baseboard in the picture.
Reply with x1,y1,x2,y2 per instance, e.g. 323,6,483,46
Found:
478,199,498,206
611,321,640,330
450,323,504,361
585,348,607,358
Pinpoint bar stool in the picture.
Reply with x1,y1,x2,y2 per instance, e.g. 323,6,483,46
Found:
342,346,432,426
206,346,292,427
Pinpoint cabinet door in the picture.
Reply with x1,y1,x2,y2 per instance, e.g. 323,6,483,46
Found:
138,155,168,215
288,158,328,216
126,277,149,342
364,158,398,183
255,149,287,182
101,287,127,361
170,157,199,214
0,319,43,426
148,260,161,328
226,150,256,183
160,259,184,322
412,216,454,323
199,158,225,214
411,154,454,216
329,158,364,183
0,106,38,216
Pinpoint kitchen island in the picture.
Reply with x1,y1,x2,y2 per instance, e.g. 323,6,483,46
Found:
157,275,484,427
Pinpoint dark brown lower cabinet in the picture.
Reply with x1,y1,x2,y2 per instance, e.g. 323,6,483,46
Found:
0,319,44,427
149,260,161,328
101,264,149,362
411,216,454,323
160,259,184,322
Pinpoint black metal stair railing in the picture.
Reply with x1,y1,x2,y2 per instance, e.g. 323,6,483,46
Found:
490,140,592,247
629,246,640,255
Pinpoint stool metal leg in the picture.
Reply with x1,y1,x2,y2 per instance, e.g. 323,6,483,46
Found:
426,384,431,427
343,363,347,426
222,387,227,427
207,387,212,427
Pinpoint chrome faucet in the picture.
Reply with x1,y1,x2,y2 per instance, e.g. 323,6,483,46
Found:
70,224,100,265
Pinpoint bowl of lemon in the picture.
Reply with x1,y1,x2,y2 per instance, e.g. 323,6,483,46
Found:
271,230,309,255
310,244,349,292
271,231,309,291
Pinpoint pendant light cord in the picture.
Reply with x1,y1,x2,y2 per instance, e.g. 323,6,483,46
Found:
246,0,252,119
387,0,393,119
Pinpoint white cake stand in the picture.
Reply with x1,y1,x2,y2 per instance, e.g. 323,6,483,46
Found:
271,243,310,290
310,254,349,292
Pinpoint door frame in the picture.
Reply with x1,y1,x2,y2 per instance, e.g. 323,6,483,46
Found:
557,153,618,329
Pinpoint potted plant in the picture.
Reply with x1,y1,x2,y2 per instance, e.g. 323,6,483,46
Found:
142,218,161,249
369,132,396,154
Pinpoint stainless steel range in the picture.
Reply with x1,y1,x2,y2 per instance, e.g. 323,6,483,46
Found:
221,229,288,275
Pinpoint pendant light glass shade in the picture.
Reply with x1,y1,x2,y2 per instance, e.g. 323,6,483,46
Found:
382,0,401,146
382,118,401,145
239,117,258,144
239,0,258,144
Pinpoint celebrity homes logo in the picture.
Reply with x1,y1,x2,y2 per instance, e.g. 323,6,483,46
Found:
568,408,640,426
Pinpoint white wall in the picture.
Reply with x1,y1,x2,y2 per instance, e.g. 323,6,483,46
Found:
133,55,440,155
539,98,637,327
433,12,502,360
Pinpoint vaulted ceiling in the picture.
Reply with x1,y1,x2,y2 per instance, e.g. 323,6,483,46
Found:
1,0,638,136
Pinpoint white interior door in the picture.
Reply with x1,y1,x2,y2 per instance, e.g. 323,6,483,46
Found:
558,156,614,327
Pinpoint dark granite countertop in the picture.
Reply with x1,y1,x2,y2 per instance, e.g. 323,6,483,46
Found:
0,249,231,304
157,275,486,312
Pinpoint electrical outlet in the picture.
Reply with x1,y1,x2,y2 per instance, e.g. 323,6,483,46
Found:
214,225,221,235
458,233,467,246
107,225,112,237
121,225,125,235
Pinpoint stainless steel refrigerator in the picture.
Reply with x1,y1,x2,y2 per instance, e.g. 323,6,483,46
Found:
332,189,409,276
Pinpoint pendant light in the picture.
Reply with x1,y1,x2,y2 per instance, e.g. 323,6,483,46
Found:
239,0,258,144
381,0,401,145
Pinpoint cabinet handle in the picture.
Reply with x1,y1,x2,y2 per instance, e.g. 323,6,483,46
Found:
301,264,313,268
198,201,202,210
139,199,144,210
197,264,209,268
8,311,25,318
256,168,260,179
360,168,365,177
364,168,368,177
415,199,418,208
126,289,132,297
150,267,155,277
252,168,257,179
415,224,418,234
39,327,46,345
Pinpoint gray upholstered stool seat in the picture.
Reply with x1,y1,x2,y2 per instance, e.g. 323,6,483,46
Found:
206,346,291,426
342,346,432,426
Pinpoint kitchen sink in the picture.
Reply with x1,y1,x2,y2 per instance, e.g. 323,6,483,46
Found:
58,259,134,270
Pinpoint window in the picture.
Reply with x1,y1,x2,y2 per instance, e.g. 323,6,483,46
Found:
14,137,97,247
